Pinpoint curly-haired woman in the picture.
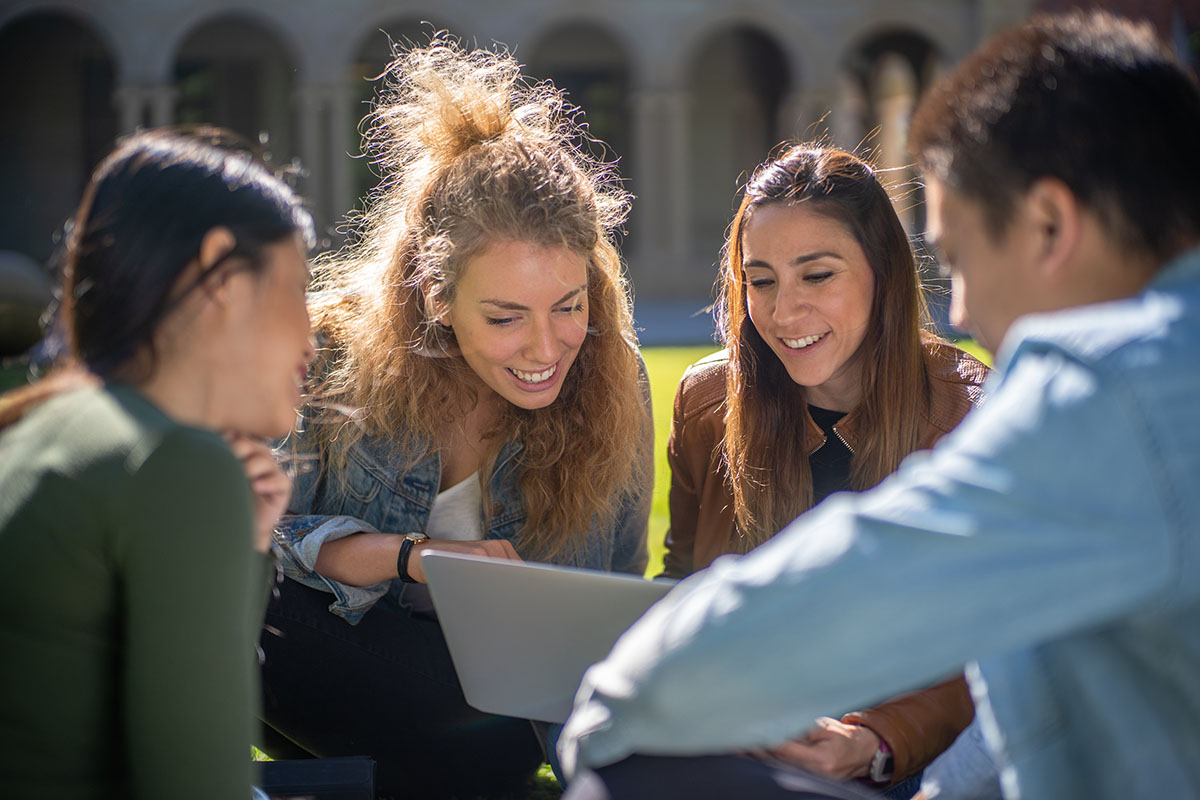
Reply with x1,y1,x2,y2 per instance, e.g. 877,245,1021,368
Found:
257,37,652,798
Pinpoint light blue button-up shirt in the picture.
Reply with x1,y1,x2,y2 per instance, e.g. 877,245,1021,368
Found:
561,247,1200,800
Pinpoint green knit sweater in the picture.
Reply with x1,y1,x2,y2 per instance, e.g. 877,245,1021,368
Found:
0,384,269,799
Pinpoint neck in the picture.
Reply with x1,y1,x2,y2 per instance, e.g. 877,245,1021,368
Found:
134,356,219,431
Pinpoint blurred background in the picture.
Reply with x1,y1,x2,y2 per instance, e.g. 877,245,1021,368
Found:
1,0,1197,361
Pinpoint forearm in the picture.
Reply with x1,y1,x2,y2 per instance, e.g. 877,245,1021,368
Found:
314,531,404,586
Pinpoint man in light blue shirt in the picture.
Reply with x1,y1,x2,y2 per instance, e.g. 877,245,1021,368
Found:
560,12,1200,800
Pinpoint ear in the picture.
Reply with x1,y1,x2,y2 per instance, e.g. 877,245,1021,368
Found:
1024,178,1082,283
199,227,237,274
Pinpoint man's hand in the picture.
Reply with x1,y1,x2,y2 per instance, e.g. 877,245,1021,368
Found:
405,538,522,583
226,434,291,553
761,717,882,781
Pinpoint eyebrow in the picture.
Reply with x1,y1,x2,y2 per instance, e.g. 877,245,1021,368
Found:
744,251,846,270
479,286,586,311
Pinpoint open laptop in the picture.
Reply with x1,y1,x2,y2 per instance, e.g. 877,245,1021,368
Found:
421,550,676,723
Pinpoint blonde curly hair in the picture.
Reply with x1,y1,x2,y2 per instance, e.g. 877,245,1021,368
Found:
305,35,649,559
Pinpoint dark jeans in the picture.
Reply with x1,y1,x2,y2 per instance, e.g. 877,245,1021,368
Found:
257,578,543,799
563,755,882,800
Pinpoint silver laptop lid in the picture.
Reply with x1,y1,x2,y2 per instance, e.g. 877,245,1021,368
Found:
421,550,675,723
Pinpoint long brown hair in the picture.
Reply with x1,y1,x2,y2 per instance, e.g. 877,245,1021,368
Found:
716,144,933,547
305,36,649,560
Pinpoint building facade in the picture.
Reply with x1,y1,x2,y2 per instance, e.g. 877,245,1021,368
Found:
1,0,1075,307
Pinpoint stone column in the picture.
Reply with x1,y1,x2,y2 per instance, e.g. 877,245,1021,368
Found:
628,88,691,294
147,85,177,129
329,82,357,227
872,53,918,231
113,85,148,134
294,83,329,233
663,89,691,285
831,70,867,153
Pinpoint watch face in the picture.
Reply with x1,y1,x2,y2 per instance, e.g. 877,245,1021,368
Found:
407,532,429,543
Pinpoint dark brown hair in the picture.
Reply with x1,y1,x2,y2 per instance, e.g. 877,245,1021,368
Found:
0,130,312,430
909,10,1200,261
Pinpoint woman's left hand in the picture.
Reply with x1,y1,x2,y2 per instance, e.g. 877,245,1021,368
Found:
759,716,881,781
226,434,291,553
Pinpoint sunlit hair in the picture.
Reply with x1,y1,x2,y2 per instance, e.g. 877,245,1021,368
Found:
304,35,649,559
715,144,934,546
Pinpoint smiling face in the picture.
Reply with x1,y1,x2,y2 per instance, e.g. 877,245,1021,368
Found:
741,202,876,412
221,234,314,438
443,239,589,410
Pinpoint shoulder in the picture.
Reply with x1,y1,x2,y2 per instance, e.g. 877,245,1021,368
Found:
921,337,991,433
7,384,228,477
675,350,729,422
923,337,989,395
1000,288,1190,381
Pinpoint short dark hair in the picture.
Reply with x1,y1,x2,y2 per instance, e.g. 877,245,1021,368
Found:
909,11,1200,261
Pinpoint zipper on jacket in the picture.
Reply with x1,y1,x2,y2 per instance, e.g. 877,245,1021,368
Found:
831,425,854,454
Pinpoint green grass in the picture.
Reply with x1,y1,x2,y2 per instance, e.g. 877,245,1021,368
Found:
640,346,720,577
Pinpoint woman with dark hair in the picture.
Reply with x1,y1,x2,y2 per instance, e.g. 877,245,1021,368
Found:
663,144,986,796
0,130,315,799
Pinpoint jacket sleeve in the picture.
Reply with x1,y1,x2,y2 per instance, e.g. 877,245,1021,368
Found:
661,373,702,579
842,675,975,782
269,417,391,624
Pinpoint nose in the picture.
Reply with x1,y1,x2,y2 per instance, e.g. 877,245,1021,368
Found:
524,317,559,365
771,279,810,327
302,332,317,367
948,273,970,334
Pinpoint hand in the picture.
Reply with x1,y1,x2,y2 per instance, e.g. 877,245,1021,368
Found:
225,434,291,553
761,717,881,781
404,538,523,583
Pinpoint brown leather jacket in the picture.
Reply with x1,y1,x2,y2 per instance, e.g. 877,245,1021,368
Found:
662,340,989,782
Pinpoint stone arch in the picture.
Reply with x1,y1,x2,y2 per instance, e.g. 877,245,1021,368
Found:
685,24,791,270
526,21,635,247
0,9,117,263
345,16,458,210
841,27,941,231
172,12,299,166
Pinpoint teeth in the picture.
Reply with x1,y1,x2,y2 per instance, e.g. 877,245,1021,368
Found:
510,365,556,384
783,333,826,349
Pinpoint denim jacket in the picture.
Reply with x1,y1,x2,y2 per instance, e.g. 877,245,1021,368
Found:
561,247,1200,800
273,392,651,624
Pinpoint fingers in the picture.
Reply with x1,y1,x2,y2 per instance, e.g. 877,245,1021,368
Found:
224,433,292,553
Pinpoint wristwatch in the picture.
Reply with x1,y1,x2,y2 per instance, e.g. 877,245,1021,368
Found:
868,738,894,783
396,532,429,583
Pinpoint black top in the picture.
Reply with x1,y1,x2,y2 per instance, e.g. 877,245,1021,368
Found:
808,405,852,505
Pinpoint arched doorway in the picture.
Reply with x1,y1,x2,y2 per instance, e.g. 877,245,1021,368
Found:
0,11,116,264
173,14,297,166
347,19,450,212
687,26,790,275
527,22,634,249
842,29,939,232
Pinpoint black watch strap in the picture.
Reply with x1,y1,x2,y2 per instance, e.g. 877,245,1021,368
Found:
397,533,427,583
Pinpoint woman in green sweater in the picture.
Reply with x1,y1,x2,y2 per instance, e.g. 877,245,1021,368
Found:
0,131,315,799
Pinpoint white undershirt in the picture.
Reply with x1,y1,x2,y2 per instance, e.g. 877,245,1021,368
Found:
425,472,484,541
